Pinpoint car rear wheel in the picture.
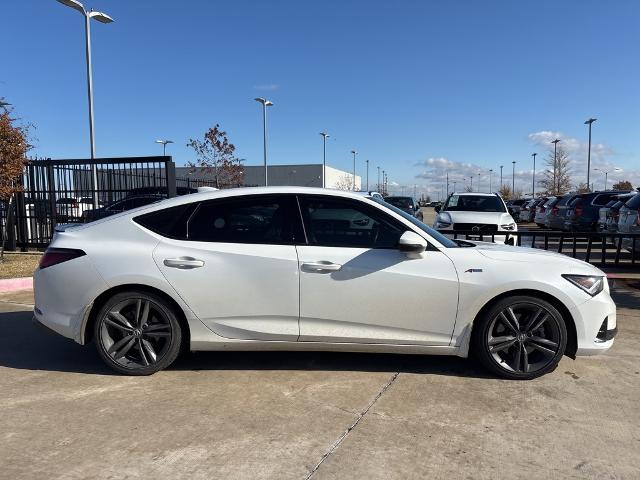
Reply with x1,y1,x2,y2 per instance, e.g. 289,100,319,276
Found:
472,295,567,380
94,291,182,375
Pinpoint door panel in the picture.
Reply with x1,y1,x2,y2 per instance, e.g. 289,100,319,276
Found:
147,194,302,341
296,195,459,345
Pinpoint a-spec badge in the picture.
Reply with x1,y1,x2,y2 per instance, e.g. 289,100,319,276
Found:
465,268,483,273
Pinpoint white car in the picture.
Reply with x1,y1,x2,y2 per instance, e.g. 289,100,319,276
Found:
433,192,517,243
34,187,616,380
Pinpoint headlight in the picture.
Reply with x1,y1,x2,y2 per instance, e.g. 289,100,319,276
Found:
562,274,604,296
500,223,516,231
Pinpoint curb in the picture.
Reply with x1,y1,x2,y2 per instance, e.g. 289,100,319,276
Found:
0,277,34,293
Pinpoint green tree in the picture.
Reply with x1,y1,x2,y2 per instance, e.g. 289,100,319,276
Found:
611,180,633,191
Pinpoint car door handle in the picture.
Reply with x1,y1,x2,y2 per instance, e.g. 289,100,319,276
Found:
301,261,342,273
163,257,205,269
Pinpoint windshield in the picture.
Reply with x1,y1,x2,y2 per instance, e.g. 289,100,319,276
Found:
443,194,506,213
385,196,414,209
374,198,458,248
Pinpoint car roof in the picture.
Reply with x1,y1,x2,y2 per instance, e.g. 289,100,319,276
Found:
450,192,497,197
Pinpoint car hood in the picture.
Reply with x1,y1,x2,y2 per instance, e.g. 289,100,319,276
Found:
471,241,604,274
439,211,514,224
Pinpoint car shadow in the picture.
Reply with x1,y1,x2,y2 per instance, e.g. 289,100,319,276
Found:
0,309,492,379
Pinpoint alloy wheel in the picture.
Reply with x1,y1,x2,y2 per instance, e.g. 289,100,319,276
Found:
487,302,562,374
99,298,173,369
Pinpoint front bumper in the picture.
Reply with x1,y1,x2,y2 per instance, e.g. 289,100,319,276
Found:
569,289,617,356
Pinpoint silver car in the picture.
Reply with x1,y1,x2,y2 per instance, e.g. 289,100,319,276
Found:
534,197,557,227
618,193,640,253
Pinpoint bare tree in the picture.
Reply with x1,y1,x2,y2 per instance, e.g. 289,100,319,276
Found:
574,182,590,193
0,103,32,259
187,124,244,188
538,145,571,195
499,184,512,200
333,174,353,191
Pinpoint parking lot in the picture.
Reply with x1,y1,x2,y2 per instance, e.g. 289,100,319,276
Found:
1,280,639,479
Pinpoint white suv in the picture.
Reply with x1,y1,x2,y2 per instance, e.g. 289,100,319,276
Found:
433,192,517,242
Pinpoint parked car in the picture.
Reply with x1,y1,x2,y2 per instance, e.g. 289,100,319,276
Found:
82,194,166,222
519,198,543,223
545,194,578,230
34,186,616,380
506,199,527,218
354,190,384,201
55,197,99,222
543,197,564,228
618,193,640,253
598,193,636,232
384,196,423,221
434,192,516,243
534,197,557,227
565,191,631,232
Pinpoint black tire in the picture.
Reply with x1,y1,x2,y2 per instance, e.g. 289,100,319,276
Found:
472,295,567,380
94,291,182,375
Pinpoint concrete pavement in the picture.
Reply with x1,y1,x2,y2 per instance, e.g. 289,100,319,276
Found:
0,284,639,479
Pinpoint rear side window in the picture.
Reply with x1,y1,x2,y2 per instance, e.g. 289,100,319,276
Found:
593,194,616,206
186,196,296,244
298,196,404,248
134,203,195,239
626,194,640,209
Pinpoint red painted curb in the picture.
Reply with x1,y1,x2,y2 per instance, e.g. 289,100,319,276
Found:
0,277,33,293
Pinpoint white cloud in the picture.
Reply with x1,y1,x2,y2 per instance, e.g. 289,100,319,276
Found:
253,84,280,91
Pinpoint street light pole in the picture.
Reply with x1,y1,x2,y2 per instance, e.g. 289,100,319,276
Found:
446,171,449,197
594,167,621,190
350,150,358,190
551,138,560,195
319,132,329,188
155,139,173,156
489,169,493,192
365,159,369,191
512,161,516,195
254,97,273,186
57,0,114,208
470,175,473,190
500,165,504,189
585,118,597,191
377,166,381,192
531,153,537,198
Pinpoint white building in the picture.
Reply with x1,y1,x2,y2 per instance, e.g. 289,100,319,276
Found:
176,164,362,190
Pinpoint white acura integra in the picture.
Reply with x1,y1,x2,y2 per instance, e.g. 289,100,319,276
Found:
33,187,617,379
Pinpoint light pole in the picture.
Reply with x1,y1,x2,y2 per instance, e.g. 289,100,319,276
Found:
585,118,597,191
57,0,114,208
477,172,481,192
319,131,329,188
377,166,381,192
351,150,358,190
531,153,537,198
470,175,473,190
446,171,449,197
489,169,493,192
512,161,516,195
382,170,386,195
594,167,621,190
500,165,504,188
365,159,369,191
155,139,173,156
254,97,273,186
551,138,560,195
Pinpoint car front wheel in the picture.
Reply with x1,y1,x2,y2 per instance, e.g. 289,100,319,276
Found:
472,295,567,380
94,291,182,375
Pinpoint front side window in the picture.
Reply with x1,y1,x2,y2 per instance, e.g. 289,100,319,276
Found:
187,196,295,244
298,196,403,248
443,195,506,213
385,196,414,209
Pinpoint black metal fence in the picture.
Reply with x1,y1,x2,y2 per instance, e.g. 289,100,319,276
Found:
441,230,640,267
1,157,216,250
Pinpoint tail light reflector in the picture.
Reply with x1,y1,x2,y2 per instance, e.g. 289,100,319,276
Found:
39,248,86,269
575,202,584,217
551,206,559,215
636,208,640,226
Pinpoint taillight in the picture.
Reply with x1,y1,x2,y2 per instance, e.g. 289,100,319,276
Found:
551,206,559,215
636,208,640,226
575,202,584,217
539,206,546,213
39,248,86,269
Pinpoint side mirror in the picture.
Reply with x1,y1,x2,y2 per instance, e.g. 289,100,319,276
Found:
434,205,441,213
398,231,428,254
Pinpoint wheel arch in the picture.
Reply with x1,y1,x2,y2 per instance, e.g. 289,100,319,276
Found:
83,283,191,350
472,288,578,358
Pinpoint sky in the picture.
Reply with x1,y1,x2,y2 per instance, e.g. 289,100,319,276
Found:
3,0,640,198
